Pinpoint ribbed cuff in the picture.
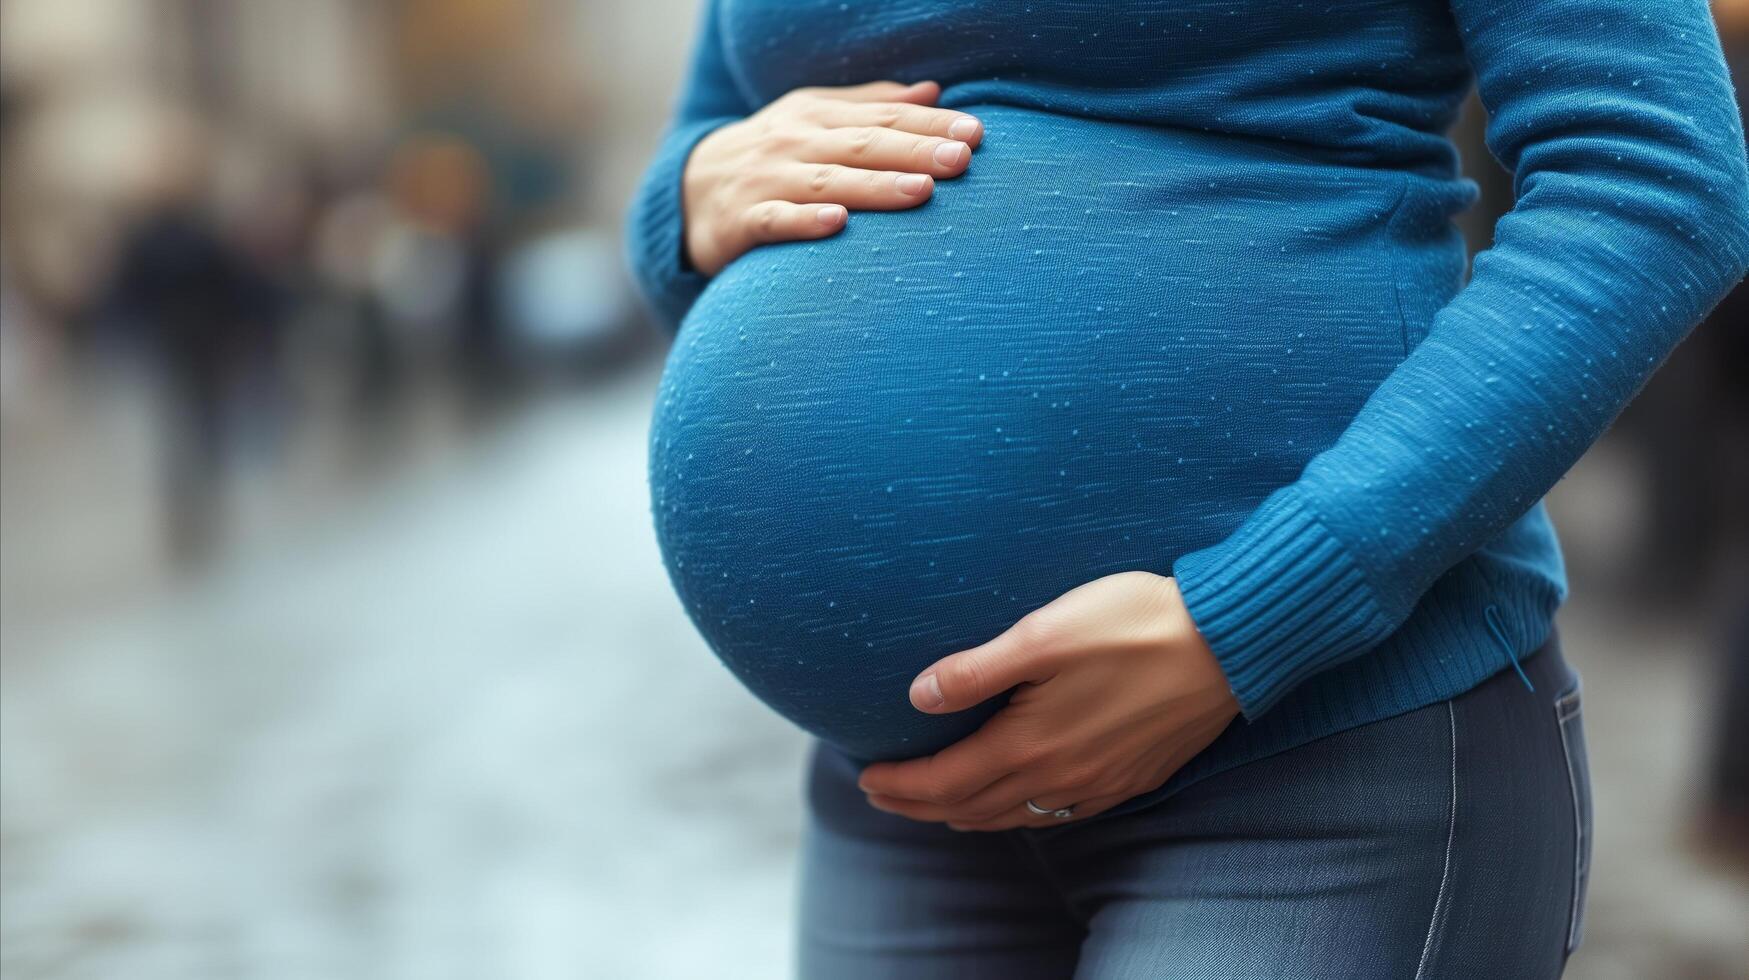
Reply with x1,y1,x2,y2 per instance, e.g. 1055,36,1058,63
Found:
624,115,740,333
1172,484,1395,721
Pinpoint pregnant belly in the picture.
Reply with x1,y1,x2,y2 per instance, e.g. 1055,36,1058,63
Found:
650,106,1415,761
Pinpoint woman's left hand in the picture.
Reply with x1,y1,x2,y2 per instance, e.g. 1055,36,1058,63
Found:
857,571,1241,830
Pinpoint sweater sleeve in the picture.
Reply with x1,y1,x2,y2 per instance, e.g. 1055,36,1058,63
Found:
1171,0,1749,720
623,0,754,334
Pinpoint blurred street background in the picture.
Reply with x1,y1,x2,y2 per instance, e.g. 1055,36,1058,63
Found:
1,1,1746,978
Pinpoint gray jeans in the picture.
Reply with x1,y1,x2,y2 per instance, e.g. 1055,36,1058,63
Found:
796,630,1590,978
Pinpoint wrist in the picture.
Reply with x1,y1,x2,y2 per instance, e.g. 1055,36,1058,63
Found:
1158,575,1243,715
680,125,736,276
625,113,742,331
1172,485,1392,721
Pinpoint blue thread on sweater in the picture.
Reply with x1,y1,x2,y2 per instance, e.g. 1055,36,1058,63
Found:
1486,604,1535,692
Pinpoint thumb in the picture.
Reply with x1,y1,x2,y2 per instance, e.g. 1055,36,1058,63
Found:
909,620,1058,714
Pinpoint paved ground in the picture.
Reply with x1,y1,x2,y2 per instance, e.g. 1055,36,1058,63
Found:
2,357,1744,979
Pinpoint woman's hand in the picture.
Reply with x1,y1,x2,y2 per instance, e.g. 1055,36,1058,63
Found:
857,571,1241,830
680,79,982,276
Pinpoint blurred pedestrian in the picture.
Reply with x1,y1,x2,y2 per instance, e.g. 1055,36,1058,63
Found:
103,117,278,563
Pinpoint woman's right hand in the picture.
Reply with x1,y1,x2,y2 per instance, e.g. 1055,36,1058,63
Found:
681,79,983,276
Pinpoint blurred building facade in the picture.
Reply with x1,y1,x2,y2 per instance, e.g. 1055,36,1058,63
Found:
0,0,716,565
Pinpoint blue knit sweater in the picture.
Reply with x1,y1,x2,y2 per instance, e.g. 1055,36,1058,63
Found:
625,0,1749,808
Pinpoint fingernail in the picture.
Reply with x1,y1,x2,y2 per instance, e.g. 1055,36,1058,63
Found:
910,672,943,708
896,173,929,195
816,204,845,225
948,117,980,141
933,141,966,167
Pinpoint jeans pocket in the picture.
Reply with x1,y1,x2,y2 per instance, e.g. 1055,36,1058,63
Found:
1554,680,1593,955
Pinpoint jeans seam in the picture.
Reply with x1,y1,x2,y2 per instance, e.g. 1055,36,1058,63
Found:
1009,830,1087,925
1556,686,1586,953
1413,701,1459,980
1556,684,1582,722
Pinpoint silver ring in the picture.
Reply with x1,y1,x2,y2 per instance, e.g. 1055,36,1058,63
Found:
1025,798,1076,819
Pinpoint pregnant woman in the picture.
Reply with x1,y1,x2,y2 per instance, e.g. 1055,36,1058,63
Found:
626,1,1749,976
